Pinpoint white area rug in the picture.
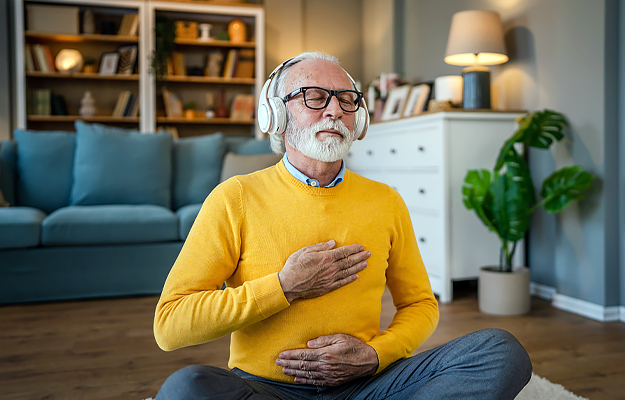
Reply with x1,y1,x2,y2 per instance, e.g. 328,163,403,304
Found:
515,374,588,400
144,373,587,400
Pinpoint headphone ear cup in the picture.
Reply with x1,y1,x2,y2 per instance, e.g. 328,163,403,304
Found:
267,97,287,135
354,107,369,140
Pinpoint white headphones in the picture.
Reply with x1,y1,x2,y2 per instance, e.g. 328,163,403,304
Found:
257,57,369,140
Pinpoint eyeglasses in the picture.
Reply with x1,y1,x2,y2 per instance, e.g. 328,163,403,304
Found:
282,86,364,113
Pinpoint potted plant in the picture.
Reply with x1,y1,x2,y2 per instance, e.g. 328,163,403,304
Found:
149,15,176,82
462,109,594,315
83,56,97,74
183,101,197,120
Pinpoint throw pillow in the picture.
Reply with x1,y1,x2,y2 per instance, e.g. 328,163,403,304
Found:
14,129,76,213
220,152,282,182
172,133,226,210
71,121,173,207
228,138,272,155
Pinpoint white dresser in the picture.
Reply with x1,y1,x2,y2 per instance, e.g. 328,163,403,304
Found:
345,111,524,302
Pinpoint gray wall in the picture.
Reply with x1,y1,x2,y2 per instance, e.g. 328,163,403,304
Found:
0,0,12,141
393,0,622,307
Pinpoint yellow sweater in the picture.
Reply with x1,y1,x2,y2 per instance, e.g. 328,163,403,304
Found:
154,161,439,383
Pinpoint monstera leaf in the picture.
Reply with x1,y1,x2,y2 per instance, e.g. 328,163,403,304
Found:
495,110,568,171
490,169,532,243
462,169,495,231
540,166,594,213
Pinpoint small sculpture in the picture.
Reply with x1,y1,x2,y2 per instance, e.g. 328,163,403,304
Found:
199,23,212,41
83,10,95,34
79,91,96,118
228,20,246,43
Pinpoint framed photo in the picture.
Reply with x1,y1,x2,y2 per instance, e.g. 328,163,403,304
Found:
403,84,431,117
381,85,410,121
99,52,119,75
117,45,138,75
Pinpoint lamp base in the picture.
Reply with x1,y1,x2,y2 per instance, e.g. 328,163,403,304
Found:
462,66,491,109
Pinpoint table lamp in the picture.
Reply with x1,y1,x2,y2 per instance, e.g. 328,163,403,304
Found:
444,10,508,109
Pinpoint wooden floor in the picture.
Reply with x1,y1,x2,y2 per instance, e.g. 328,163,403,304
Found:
1,284,624,400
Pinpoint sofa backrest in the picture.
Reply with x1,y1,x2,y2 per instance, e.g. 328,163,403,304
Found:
13,129,76,213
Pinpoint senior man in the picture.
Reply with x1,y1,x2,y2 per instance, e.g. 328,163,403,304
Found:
154,52,532,399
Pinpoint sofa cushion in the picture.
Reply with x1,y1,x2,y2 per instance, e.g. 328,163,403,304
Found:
172,133,226,210
176,203,202,240
220,152,282,182
14,129,75,213
42,205,179,246
0,206,47,249
72,121,172,207
226,137,272,155
0,141,16,206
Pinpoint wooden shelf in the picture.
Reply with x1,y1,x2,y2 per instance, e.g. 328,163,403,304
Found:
160,75,254,84
27,115,140,123
156,117,254,125
174,38,255,48
26,71,139,81
25,31,139,43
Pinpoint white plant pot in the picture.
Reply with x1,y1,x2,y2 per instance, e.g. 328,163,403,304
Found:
478,266,530,316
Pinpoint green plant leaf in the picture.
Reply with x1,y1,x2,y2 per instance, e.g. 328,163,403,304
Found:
540,166,594,213
495,109,569,170
490,171,531,243
501,149,536,208
462,169,496,232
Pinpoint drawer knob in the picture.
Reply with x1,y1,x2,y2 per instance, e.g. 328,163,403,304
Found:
419,237,426,243
419,188,425,194
367,150,373,156
390,148,396,154
418,146,425,152
347,152,352,157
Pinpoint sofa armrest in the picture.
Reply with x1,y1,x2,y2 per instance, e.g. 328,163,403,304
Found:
0,140,17,206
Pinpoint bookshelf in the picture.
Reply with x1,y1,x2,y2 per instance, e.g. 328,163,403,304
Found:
14,0,265,138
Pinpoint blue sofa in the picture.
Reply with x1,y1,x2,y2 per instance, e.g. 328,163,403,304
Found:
0,121,278,304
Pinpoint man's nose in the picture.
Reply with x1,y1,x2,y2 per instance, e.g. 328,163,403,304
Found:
323,95,344,119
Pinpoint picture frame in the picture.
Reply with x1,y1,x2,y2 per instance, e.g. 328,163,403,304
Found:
99,52,119,75
381,85,410,121
116,45,138,75
403,84,431,117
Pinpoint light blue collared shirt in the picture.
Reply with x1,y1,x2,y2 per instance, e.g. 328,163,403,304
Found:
282,154,345,188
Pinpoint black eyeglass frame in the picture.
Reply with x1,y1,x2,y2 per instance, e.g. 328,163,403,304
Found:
281,86,364,113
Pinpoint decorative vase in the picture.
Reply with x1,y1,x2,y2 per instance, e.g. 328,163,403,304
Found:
228,20,246,43
478,266,530,316
79,91,95,118
199,23,212,41
83,10,95,34
215,90,229,118
83,64,97,74
184,109,195,119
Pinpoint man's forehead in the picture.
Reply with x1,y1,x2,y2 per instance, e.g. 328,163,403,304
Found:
284,59,352,91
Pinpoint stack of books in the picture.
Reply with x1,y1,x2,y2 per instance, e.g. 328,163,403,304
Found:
117,14,139,36
112,91,139,117
25,44,55,73
230,94,255,121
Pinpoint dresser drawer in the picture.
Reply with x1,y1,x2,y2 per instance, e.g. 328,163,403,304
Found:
346,127,442,170
410,212,445,279
383,172,443,211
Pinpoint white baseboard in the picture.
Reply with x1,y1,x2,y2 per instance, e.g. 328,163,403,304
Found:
552,293,620,322
530,282,556,300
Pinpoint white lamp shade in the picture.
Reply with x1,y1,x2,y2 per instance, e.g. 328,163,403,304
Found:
444,10,508,66
55,49,84,73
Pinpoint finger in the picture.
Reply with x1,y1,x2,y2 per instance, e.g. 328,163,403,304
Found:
330,244,365,261
278,349,320,361
276,358,322,371
293,376,326,386
307,334,342,348
282,367,325,379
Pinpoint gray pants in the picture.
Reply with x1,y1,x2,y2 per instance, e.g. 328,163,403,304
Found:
156,328,532,400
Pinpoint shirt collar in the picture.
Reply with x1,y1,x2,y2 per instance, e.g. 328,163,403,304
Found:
282,154,345,188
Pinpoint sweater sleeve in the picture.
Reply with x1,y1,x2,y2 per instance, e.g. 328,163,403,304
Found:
154,179,290,351
366,191,439,373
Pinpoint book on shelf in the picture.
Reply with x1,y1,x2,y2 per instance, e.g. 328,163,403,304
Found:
127,94,140,117
50,93,68,116
112,90,132,117
230,94,255,121
234,49,255,79
32,44,54,73
117,13,139,36
162,88,183,118
171,52,186,76
223,49,238,78
29,89,51,116
24,44,36,72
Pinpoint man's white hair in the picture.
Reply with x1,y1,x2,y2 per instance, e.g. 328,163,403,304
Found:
267,52,341,154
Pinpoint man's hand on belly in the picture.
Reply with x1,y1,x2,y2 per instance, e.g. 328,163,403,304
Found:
276,333,379,386
278,240,371,303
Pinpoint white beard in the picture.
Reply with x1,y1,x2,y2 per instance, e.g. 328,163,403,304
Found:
285,111,356,163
